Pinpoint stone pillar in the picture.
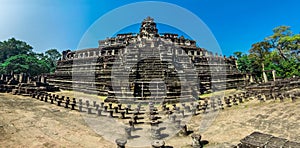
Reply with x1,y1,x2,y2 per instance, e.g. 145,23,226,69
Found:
65,97,70,108
258,95,264,102
41,76,47,84
112,50,115,55
115,139,127,148
79,99,82,106
250,74,254,83
120,111,125,119
44,95,48,102
124,127,132,139
97,109,102,116
224,97,231,107
210,99,216,110
57,99,61,106
19,73,24,83
272,70,276,81
100,102,105,108
109,103,112,109
125,107,129,114
95,104,99,111
262,64,268,83
202,105,207,113
191,108,197,116
181,110,185,117
217,98,224,110
175,120,181,128
185,106,191,112
1,74,5,81
238,97,243,103
118,103,122,110
50,96,54,104
129,120,135,130
108,110,114,118
151,126,161,139
232,97,238,105
27,77,31,83
126,104,131,110
87,107,92,114
180,124,188,136
291,95,296,102
151,140,165,148
235,59,238,70
79,105,83,112
132,115,138,124
191,134,202,148
170,114,176,123
104,106,108,112
86,100,90,108
14,74,19,81
71,98,76,110
5,76,9,82
114,106,119,113
279,95,284,102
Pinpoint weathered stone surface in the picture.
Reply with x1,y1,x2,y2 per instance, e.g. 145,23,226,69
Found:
47,17,245,103
238,131,300,148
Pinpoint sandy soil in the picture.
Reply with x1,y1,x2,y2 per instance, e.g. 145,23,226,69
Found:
0,93,113,148
0,89,299,148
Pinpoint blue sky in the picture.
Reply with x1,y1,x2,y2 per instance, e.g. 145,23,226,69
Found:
0,0,299,56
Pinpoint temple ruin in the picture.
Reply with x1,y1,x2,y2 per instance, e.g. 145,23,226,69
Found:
48,17,245,103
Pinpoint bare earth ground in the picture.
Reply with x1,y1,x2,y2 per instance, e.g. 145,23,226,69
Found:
0,89,299,148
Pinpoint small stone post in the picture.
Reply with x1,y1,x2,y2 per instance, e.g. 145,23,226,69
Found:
180,124,188,136
97,109,102,116
191,134,202,148
95,104,99,111
79,105,83,112
151,140,165,148
115,138,127,148
124,127,132,139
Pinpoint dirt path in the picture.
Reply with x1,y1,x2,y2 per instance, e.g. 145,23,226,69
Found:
0,93,113,148
0,90,299,148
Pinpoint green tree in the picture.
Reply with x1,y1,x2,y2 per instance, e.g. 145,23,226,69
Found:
45,49,61,62
236,54,253,73
249,41,272,82
265,26,297,60
279,34,300,60
233,51,243,58
0,54,50,76
0,38,33,63
44,49,61,73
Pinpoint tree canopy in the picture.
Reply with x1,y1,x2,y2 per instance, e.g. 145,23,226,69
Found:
0,38,33,63
0,38,61,76
235,25,300,81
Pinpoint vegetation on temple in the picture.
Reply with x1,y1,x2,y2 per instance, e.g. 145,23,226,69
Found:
234,26,300,81
0,38,61,76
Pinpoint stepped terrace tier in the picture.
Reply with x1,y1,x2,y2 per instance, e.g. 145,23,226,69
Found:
48,17,246,103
